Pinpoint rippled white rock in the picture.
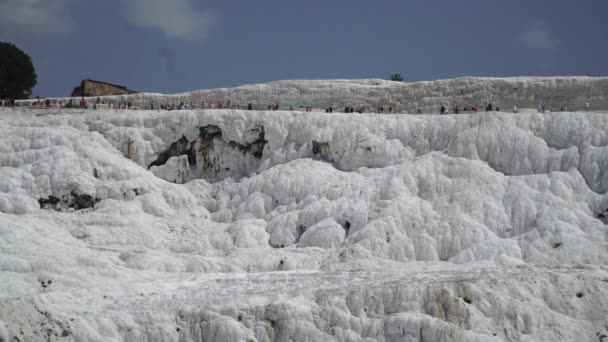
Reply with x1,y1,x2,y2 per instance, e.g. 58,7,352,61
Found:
1,95,608,341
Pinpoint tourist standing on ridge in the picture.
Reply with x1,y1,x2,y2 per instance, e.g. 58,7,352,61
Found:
513,105,518,113
586,102,590,112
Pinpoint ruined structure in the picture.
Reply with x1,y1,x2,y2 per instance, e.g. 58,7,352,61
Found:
71,79,137,97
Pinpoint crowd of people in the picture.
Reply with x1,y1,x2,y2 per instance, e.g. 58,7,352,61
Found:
440,103,499,114
536,102,590,113
0,98,16,107
3,96,594,115
437,101,591,115
343,106,364,114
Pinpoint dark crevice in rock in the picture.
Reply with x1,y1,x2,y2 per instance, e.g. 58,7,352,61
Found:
195,124,224,178
342,220,351,237
71,191,96,209
39,191,98,211
38,196,60,209
199,125,222,140
148,135,191,169
596,210,608,224
312,141,331,161
196,125,222,167
297,225,306,236
227,126,267,158
149,125,268,182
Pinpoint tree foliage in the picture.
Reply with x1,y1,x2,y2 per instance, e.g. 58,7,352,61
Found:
0,42,37,99
390,73,404,82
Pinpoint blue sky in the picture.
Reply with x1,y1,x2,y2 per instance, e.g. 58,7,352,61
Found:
1,0,606,97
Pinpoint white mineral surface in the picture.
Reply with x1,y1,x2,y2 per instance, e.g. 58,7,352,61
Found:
2,78,608,342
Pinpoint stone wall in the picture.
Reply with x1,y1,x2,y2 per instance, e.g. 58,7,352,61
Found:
71,79,136,97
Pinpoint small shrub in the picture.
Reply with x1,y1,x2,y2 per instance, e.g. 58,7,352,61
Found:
390,73,404,82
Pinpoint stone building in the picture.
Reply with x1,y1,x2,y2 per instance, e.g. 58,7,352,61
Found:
71,79,137,97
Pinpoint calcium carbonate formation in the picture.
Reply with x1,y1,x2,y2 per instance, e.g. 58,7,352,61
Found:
1,77,608,342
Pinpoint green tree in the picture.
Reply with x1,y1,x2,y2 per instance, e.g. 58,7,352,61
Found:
390,73,404,82
0,42,37,99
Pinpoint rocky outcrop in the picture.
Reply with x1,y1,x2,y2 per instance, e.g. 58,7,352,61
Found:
149,125,267,183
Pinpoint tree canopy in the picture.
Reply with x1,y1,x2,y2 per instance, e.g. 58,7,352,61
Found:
0,42,37,99
390,73,404,82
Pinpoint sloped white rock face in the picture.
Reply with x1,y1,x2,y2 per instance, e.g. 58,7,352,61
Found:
17,76,608,114
1,101,608,341
298,218,345,248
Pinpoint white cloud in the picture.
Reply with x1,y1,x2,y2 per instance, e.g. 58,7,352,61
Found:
0,0,76,38
123,0,214,40
520,20,558,50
